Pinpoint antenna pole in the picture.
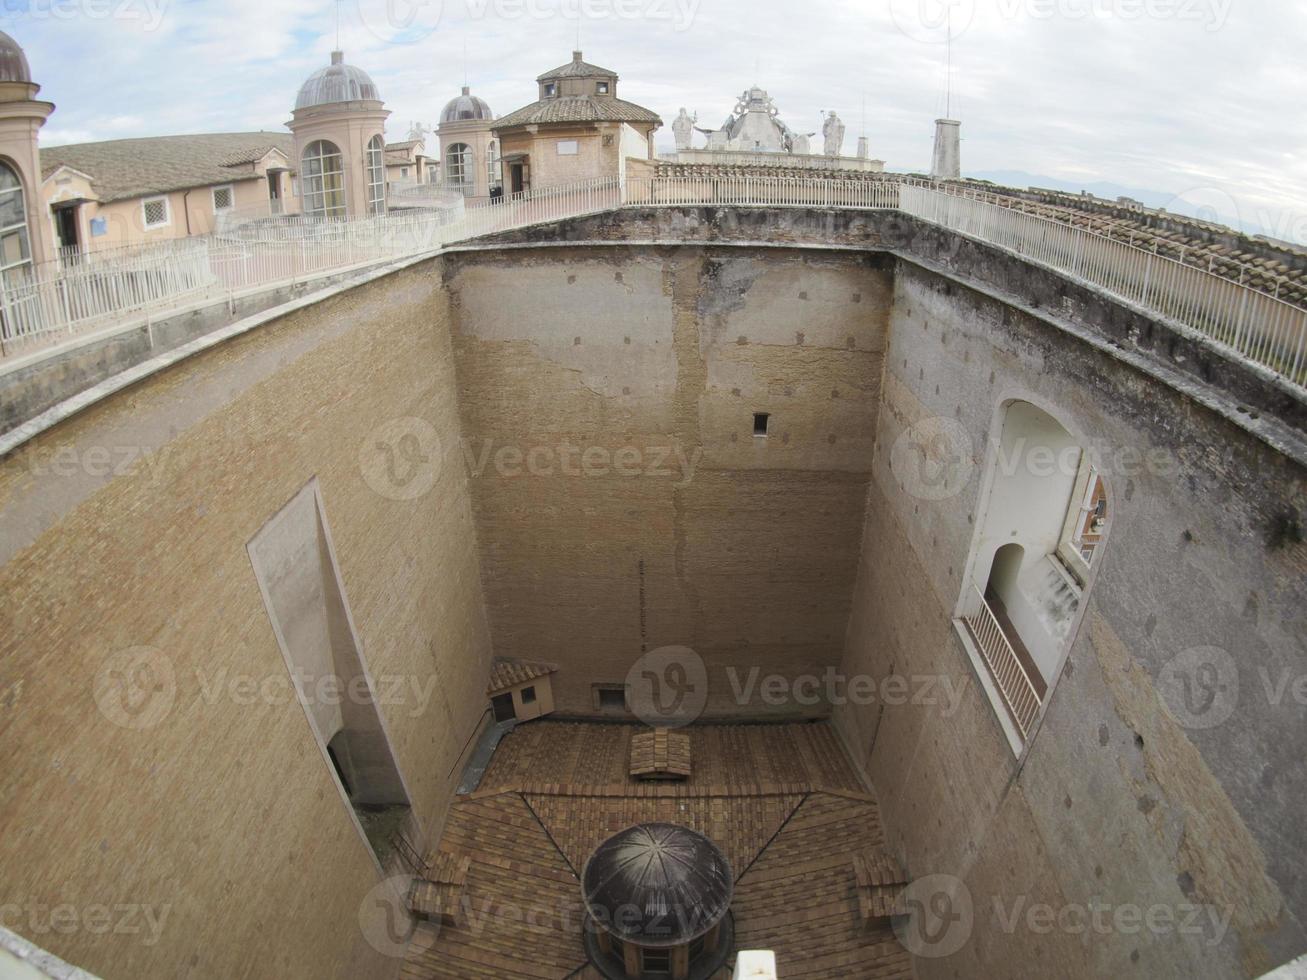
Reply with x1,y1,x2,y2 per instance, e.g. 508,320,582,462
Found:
946,8,953,118
336,0,341,50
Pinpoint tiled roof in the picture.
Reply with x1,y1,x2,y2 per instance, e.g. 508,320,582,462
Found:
494,96,661,129
40,132,294,203
538,54,616,80
486,658,557,694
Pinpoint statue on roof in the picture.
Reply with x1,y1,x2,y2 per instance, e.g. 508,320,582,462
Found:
823,111,845,157
407,121,430,143
672,108,696,151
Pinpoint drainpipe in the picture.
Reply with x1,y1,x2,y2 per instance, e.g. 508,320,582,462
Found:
183,188,194,236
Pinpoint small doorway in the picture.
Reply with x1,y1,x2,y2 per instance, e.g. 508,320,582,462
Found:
491,693,516,723
53,204,79,254
509,162,525,195
267,171,284,214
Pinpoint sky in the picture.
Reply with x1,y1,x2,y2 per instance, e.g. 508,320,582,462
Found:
7,0,1306,242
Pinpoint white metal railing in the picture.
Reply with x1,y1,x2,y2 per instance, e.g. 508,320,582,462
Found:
899,183,1307,386
624,175,901,210
4,174,1306,393
964,585,1042,739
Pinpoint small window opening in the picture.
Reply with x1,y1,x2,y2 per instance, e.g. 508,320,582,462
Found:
753,412,770,437
596,81,609,94
643,947,671,973
520,685,537,705
594,684,627,712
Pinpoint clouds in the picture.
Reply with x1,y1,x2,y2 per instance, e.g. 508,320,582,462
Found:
6,0,1303,241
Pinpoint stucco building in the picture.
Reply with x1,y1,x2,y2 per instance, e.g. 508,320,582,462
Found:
492,51,660,193
437,86,497,200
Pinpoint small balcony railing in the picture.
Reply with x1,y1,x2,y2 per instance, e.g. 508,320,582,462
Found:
963,585,1043,738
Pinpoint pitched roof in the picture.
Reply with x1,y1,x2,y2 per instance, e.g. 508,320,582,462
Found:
494,96,661,129
39,132,294,203
486,658,557,695
538,52,616,81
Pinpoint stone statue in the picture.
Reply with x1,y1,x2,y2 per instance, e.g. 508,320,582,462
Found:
407,120,430,143
822,111,845,157
672,108,696,151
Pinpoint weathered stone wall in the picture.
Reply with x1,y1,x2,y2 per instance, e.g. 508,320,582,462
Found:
836,258,1307,978
443,245,891,717
0,261,493,979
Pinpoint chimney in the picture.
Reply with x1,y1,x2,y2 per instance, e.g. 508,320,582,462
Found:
331,50,344,65
573,50,583,62
931,118,961,181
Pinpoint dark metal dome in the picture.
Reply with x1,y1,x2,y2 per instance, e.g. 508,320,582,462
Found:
0,31,31,84
295,51,381,110
581,823,733,947
441,86,493,123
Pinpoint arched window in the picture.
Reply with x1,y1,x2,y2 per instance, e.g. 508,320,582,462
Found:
445,142,474,196
364,135,386,215
0,162,33,286
959,401,1110,750
301,140,346,219
486,140,502,189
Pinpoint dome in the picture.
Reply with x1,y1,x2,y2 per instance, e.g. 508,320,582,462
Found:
295,51,381,110
581,823,733,947
0,31,32,84
441,86,493,123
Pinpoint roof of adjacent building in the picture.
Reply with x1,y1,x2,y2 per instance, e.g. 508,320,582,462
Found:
295,50,381,110
40,132,293,203
486,658,557,695
494,95,660,129
537,51,616,81
442,86,494,124
0,30,31,84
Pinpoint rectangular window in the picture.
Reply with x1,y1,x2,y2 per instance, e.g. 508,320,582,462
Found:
142,196,169,229
594,684,627,713
753,412,770,436
596,81,609,94
520,685,537,705
642,948,671,974
557,140,579,156
544,83,556,96
211,185,234,212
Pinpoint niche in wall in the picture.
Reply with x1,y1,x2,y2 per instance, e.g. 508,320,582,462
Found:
247,479,413,871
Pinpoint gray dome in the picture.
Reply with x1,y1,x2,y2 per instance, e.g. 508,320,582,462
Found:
441,86,493,123
582,823,733,947
295,51,381,110
0,31,31,84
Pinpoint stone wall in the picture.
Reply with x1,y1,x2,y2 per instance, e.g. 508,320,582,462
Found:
0,262,493,979
442,245,891,717
835,258,1307,978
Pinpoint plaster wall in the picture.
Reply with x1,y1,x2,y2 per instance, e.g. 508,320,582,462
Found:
0,260,492,979
836,259,1307,979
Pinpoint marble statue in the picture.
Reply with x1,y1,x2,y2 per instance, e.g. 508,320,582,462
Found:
672,108,696,151
822,111,845,156
407,121,430,143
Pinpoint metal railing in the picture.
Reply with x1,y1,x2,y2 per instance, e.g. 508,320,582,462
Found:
624,175,901,210
899,183,1307,385
4,175,1305,392
963,585,1042,739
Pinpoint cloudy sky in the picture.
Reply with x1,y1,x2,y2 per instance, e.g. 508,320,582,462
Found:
8,0,1305,240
